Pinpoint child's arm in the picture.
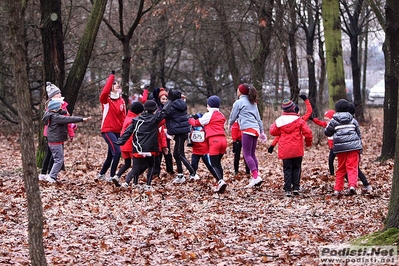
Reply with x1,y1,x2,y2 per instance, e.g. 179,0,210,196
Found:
299,95,312,121
99,73,114,104
311,118,327,128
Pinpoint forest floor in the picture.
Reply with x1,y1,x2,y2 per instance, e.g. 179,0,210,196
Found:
0,108,395,265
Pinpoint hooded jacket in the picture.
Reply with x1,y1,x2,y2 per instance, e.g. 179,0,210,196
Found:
324,112,362,154
42,111,84,143
165,91,191,135
115,101,171,154
269,113,313,160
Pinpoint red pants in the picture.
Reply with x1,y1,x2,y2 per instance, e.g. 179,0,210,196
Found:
335,150,360,191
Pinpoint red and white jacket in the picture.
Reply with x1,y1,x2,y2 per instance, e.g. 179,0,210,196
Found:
269,113,313,160
189,108,226,138
100,74,126,133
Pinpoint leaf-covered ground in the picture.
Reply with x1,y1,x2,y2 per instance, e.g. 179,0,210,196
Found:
0,109,394,265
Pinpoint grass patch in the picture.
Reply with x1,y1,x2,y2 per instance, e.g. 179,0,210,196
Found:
351,228,399,246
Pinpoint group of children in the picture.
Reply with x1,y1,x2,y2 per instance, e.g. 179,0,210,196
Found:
39,73,370,197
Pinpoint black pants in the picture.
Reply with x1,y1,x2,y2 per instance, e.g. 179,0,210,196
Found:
125,156,155,186
173,134,194,175
191,153,220,182
283,157,302,192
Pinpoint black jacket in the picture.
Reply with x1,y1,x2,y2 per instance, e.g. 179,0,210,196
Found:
42,111,84,143
165,97,191,135
115,101,171,153
324,112,362,154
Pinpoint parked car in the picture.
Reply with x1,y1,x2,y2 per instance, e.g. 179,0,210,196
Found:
368,79,384,106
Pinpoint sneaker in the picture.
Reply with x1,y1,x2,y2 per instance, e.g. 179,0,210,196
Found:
349,186,357,195
121,182,129,189
44,175,57,183
173,174,186,184
293,190,299,196
214,179,227,193
245,177,263,188
144,185,154,192
111,175,121,187
38,174,47,181
334,190,341,196
189,173,200,180
96,173,106,181
365,185,373,192
285,191,292,197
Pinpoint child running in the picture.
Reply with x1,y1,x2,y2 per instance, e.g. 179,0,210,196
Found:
228,83,267,188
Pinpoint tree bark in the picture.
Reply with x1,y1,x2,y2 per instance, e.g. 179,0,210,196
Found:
63,0,108,114
379,2,399,160
8,0,47,264
383,1,399,228
322,0,346,108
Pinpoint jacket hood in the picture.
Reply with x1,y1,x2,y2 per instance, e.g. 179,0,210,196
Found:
172,99,187,111
42,111,55,124
333,112,353,124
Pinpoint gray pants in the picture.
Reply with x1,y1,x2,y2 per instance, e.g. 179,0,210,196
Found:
48,144,64,181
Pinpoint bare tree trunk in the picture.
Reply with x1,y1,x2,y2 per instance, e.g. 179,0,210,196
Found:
322,0,346,108
213,2,241,89
8,0,46,264
379,1,399,160
40,0,65,89
63,0,108,114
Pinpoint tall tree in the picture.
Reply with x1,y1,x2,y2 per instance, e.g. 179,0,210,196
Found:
341,0,370,123
384,0,399,229
8,0,46,264
102,0,161,106
40,0,65,89
63,0,109,113
322,0,346,108
299,0,321,116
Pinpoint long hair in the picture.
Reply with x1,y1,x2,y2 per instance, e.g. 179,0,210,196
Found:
242,83,258,104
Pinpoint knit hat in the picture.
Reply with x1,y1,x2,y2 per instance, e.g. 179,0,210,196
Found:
46,82,61,98
130,102,144,114
335,99,349,112
207,95,221,108
348,103,355,115
48,100,62,112
158,88,168,99
324,110,335,119
144,100,158,112
238,84,249,95
281,99,296,112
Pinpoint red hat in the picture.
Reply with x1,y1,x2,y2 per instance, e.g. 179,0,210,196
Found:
158,88,168,99
324,110,335,119
238,84,249,95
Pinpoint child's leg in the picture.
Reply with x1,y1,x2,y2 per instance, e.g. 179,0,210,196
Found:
191,154,201,173
241,134,258,178
328,149,335,175
116,157,132,177
41,138,52,174
335,153,347,191
201,154,219,178
48,144,64,181
233,141,242,174
346,150,359,188
163,139,174,174
126,157,144,184
145,157,155,186
291,157,303,191
358,168,369,187
282,158,293,192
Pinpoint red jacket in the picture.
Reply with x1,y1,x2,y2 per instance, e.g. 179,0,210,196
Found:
158,125,167,152
312,118,334,149
270,113,313,159
120,110,139,153
231,121,242,141
191,126,209,155
189,108,226,138
100,74,126,133
270,99,312,147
